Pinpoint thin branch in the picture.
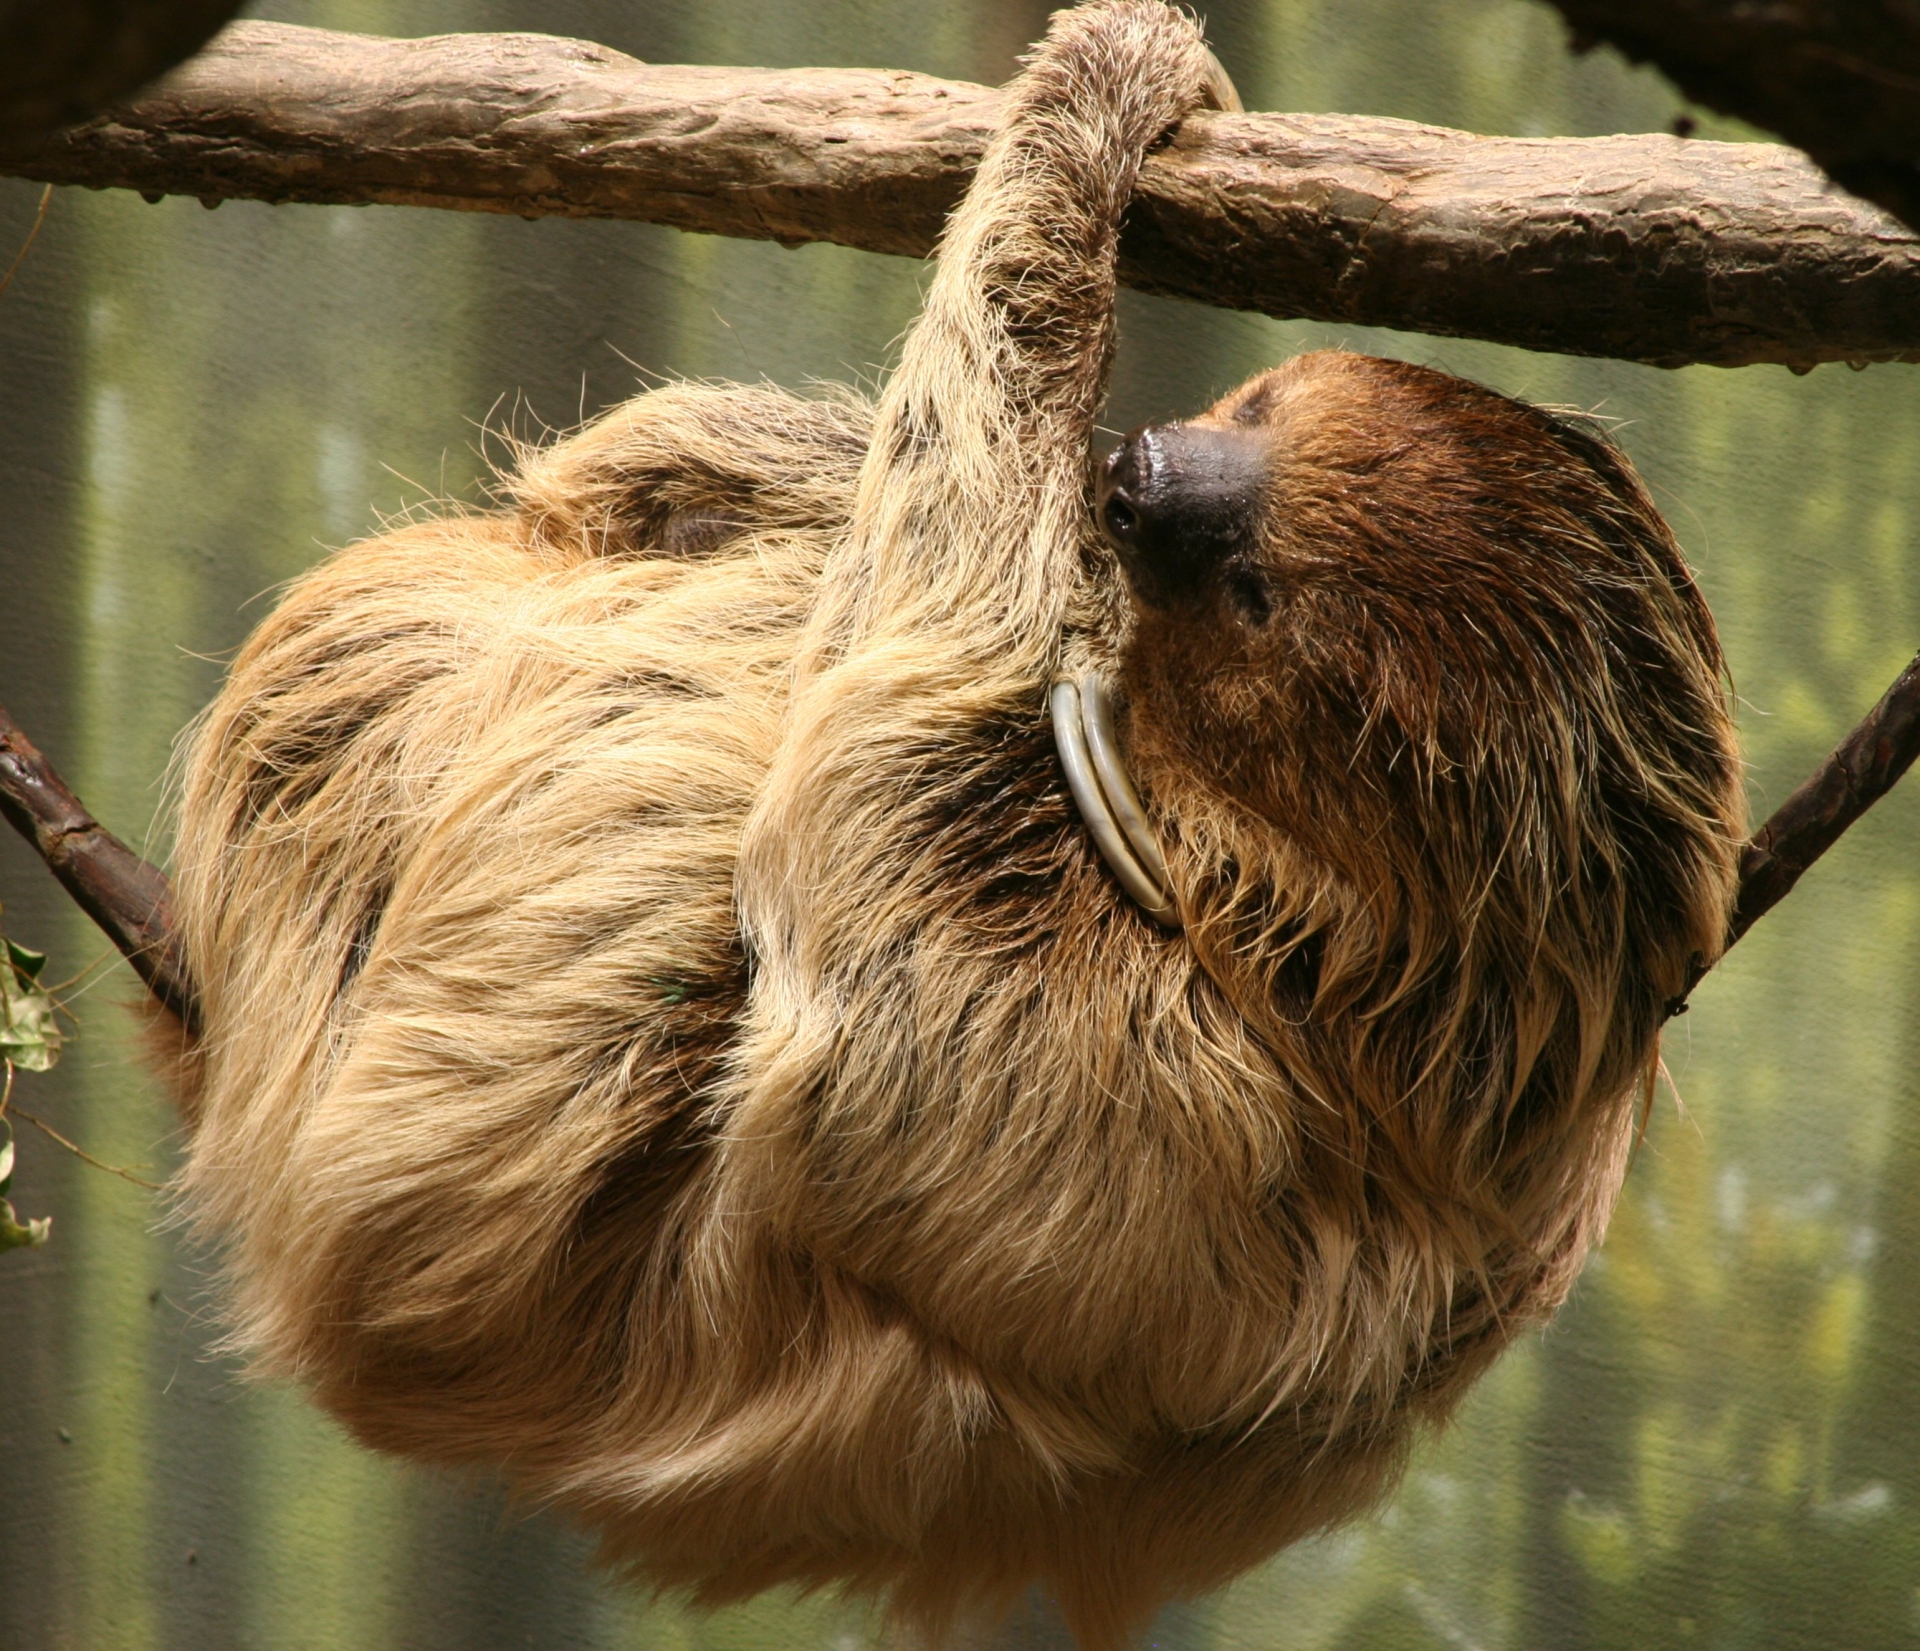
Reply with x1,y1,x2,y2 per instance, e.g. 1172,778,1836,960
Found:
0,703,197,1031
0,182,51,300
5,1101,164,1191
1545,0,1920,235
3,21,1919,370
1731,650,1920,945
1658,649,1920,1015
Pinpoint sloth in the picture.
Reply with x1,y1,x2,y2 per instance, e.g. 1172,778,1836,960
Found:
165,3,1744,1646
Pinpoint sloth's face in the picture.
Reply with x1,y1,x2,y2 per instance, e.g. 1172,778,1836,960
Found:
1097,400,1271,624
1101,348,1715,843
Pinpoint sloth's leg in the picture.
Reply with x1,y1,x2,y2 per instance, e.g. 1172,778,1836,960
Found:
175,376,853,1127
509,381,869,561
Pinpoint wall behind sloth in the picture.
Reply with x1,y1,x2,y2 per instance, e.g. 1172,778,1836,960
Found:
1,1,1919,1647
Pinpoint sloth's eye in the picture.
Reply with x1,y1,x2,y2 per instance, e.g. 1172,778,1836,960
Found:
1102,497,1140,541
1226,565,1273,627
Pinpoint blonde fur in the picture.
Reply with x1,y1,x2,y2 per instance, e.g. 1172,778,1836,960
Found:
168,6,1743,1646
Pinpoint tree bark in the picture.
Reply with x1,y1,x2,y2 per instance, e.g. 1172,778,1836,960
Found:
0,704,194,1030
1653,646,1920,1015
1545,0,1920,235
0,0,245,145
3,21,1918,371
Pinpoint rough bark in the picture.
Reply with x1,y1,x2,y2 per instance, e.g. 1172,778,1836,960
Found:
0,704,195,1030
1546,0,1920,235
0,0,245,146
3,21,1919,370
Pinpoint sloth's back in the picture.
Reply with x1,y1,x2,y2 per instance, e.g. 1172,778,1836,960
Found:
170,380,863,1425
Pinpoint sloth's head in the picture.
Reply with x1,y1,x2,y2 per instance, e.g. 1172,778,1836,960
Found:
1103,350,1742,1166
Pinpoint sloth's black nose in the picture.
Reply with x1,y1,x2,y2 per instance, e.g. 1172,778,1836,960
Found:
1097,423,1265,607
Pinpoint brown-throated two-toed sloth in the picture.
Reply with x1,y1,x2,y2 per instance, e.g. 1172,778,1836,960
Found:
166,3,1743,1644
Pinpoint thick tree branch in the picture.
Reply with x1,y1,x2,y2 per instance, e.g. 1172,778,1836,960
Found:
0,704,196,1031
3,21,1919,371
1544,0,1920,235
1,0,246,145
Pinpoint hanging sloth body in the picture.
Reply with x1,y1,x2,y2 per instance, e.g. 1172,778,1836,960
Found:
168,4,1744,1644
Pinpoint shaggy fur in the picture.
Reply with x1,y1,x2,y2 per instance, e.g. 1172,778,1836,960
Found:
167,4,1744,1645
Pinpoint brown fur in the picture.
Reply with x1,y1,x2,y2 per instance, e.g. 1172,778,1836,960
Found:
166,5,1743,1646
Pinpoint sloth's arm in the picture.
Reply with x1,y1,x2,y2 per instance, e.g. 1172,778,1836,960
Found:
730,3,1222,1121
742,0,1225,828
814,0,1228,670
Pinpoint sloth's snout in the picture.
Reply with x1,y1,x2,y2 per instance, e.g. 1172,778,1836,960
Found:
1097,423,1265,607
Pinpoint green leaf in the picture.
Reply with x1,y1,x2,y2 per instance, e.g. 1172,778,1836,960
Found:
0,1121,47,1251
0,938,61,1072
0,1197,48,1251
648,974,691,1006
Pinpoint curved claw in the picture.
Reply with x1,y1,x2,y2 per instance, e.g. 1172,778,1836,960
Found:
1050,677,1181,929
1196,46,1242,114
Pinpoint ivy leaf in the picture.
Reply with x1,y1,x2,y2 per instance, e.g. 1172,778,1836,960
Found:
0,1119,50,1251
0,1204,45,1250
0,938,61,1072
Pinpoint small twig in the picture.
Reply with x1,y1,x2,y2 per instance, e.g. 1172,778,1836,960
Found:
43,942,129,997
0,184,52,302
0,983,165,1196
5,1099,164,1191
0,702,199,1032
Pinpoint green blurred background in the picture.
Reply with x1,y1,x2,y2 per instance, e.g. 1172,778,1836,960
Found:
3,0,1919,1646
